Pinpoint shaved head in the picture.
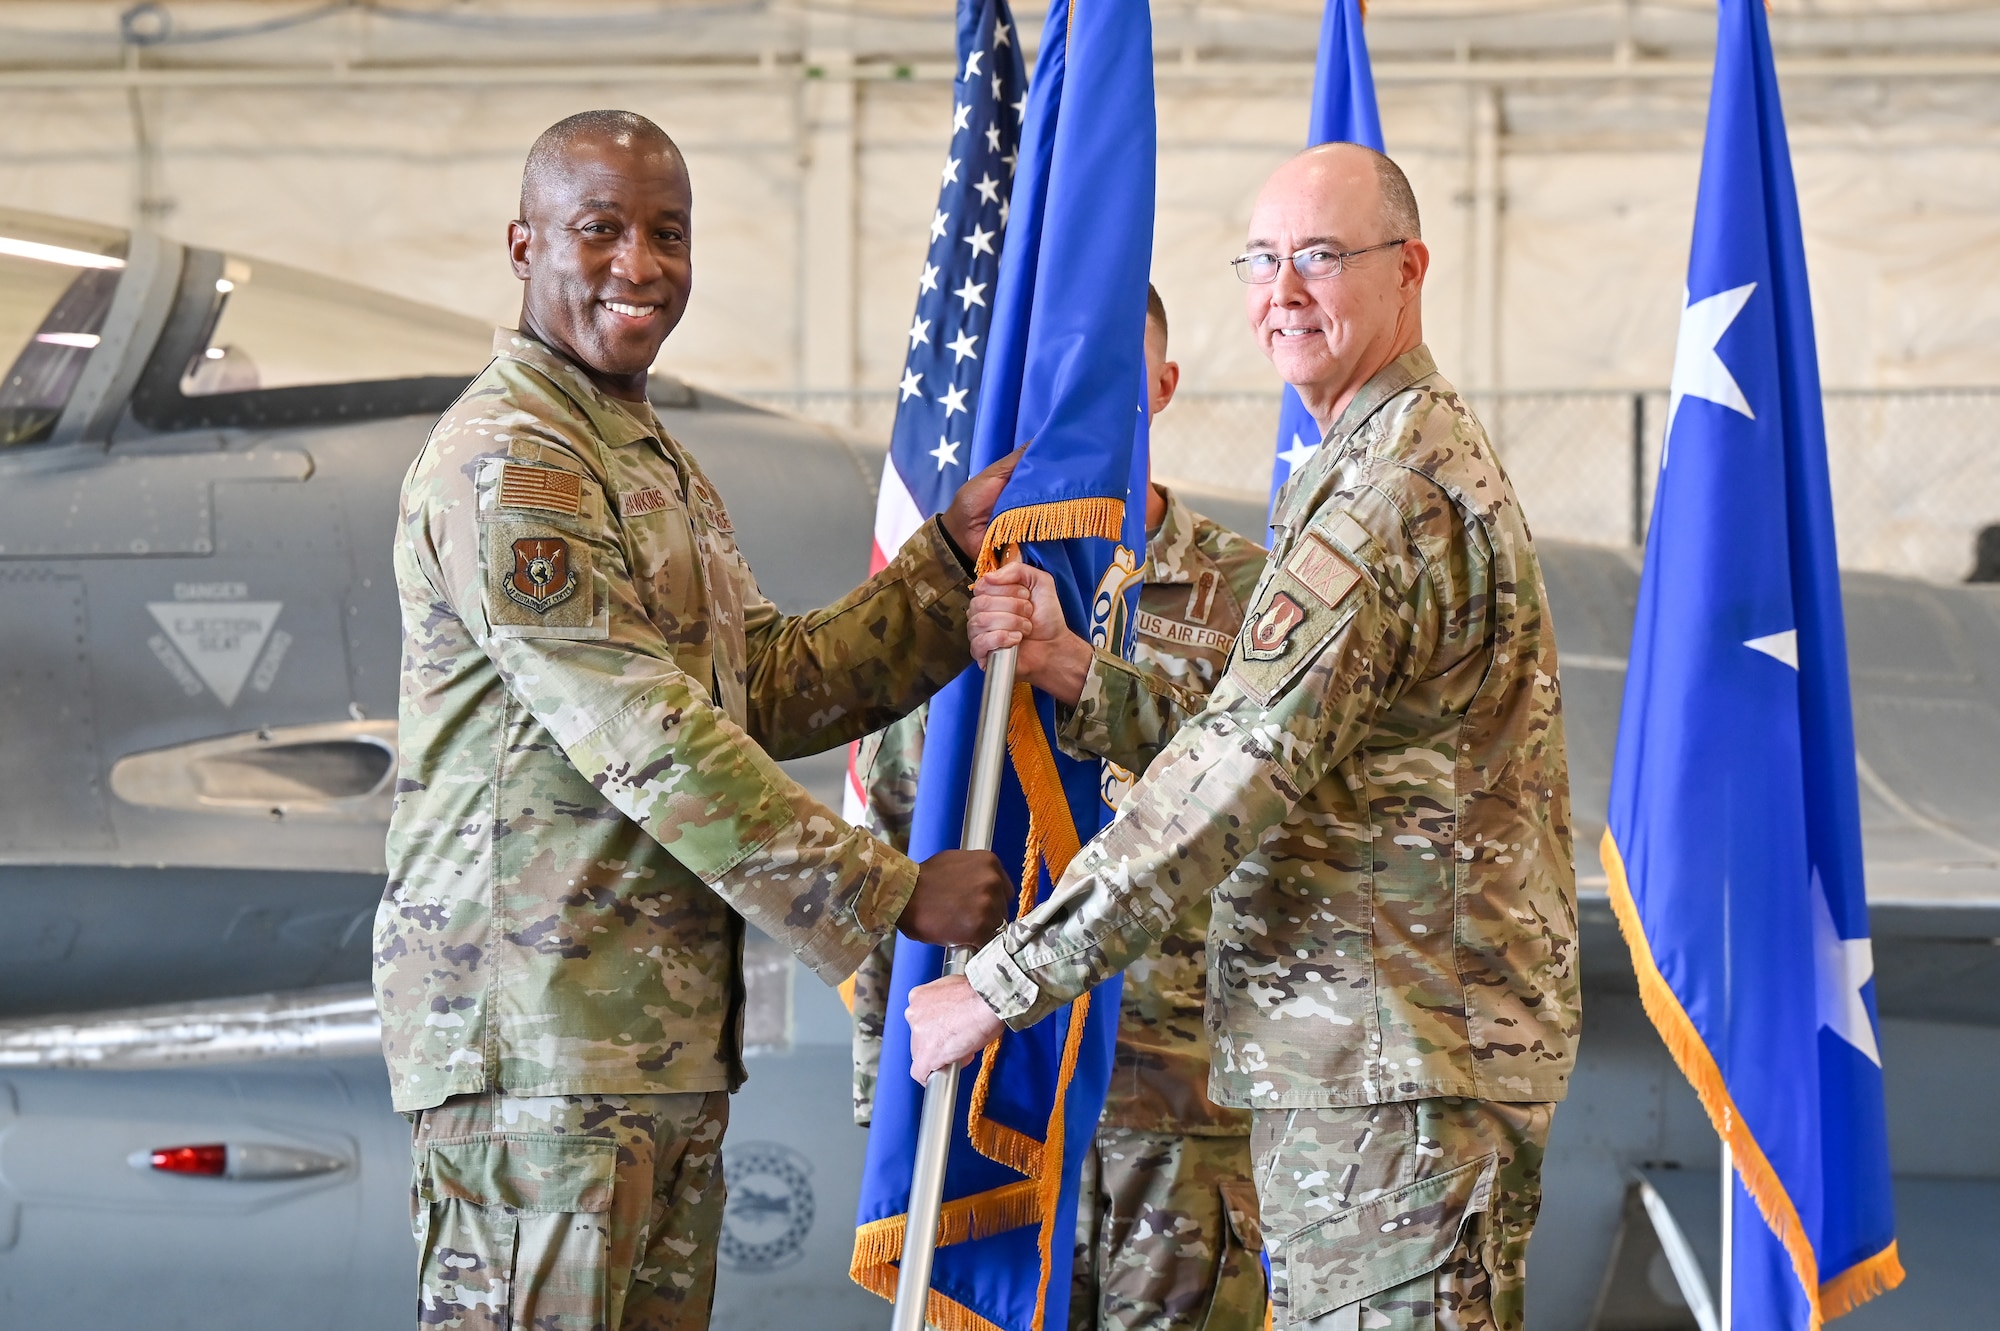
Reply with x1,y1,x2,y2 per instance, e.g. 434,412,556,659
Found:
519,109,684,221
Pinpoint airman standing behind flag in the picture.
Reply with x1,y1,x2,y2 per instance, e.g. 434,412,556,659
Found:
851,288,1272,1331
907,143,1579,1331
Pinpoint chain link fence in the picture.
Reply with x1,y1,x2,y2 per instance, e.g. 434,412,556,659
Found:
741,386,2000,583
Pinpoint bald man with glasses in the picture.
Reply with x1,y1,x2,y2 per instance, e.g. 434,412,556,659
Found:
911,143,1579,1331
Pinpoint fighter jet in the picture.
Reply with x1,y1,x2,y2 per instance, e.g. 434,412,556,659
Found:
0,207,1991,1329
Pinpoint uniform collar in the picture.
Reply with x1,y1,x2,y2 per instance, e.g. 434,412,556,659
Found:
1272,344,1439,531
491,328,660,450
1143,486,1204,586
1319,342,1438,454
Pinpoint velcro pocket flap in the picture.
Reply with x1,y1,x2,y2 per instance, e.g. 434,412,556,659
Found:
1277,1152,1495,1323
420,1134,617,1214
1219,1179,1265,1252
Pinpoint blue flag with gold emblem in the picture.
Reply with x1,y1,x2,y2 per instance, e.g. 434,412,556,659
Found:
849,0,1155,1326
1601,0,1901,1325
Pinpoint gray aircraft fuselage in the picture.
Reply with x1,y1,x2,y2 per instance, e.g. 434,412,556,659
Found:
0,209,1991,1329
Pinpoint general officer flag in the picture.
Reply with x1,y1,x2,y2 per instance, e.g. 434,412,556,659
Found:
842,0,1026,824
1268,0,1383,510
1601,0,1901,1325
850,0,1154,1326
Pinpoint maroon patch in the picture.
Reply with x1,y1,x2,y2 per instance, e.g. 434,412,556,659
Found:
1241,591,1306,661
507,538,578,614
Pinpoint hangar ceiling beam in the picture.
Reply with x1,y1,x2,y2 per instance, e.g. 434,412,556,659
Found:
0,52,1997,91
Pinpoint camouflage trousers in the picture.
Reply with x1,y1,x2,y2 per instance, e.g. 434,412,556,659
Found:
408,1088,730,1331
1252,1100,1554,1331
1069,1126,1268,1331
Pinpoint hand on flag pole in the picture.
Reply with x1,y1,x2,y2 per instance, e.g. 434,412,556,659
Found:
899,850,1013,947
906,973,1006,1081
939,445,1027,562
968,560,1092,706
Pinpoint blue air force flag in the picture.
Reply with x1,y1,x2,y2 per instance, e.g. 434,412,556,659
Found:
1601,0,1901,1325
1268,0,1383,510
850,0,1155,1327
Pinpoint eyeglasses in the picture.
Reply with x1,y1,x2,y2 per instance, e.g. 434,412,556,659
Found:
1230,239,1408,284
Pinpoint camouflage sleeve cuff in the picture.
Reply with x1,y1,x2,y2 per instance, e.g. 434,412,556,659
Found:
793,844,919,987
1055,649,1204,773
964,935,1066,1029
1054,650,1136,762
895,516,977,614
854,847,920,945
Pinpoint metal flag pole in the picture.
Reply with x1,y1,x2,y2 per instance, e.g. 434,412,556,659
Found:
889,644,1019,1331
1720,1135,1734,1331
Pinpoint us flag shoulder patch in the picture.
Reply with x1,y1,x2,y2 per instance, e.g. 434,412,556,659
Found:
498,463,583,516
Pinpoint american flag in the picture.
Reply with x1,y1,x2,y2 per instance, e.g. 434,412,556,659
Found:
846,0,1026,818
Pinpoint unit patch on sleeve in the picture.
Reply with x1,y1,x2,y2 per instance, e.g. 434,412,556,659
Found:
1227,529,1370,704
1282,531,1363,610
506,537,578,613
498,463,584,516
618,486,671,518
1240,591,1307,662
483,519,604,638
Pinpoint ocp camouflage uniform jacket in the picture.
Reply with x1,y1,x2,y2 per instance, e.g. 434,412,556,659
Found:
851,489,1267,1135
377,330,973,1114
964,346,1579,1109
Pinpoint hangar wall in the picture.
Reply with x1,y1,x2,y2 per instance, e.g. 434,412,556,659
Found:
2,0,1997,574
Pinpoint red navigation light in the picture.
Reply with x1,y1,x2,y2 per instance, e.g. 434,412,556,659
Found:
149,1144,227,1176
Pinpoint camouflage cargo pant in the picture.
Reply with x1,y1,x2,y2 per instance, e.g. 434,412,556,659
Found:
1069,1126,1268,1331
1252,1100,1554,1331
408,1089,729,1331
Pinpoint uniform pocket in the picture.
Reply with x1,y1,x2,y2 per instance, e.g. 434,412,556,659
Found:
417,1135,618,1330
421,1133,618,1212
1275,1152,1494,1325
1219,1179,1265,1253
1200,1179,1271,1331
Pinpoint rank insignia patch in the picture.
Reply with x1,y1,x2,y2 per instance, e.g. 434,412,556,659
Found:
1241,591,1307,661
688,474,734,532
498,463,583,516
507,537,578,613
1186,569,1221,624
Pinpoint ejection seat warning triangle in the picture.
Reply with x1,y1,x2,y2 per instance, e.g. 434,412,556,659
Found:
146,601,284,707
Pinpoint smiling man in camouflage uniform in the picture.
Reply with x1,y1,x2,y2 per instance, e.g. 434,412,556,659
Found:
377,110,1014,1331
850,290,1272,1331
908,144,1579,1331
